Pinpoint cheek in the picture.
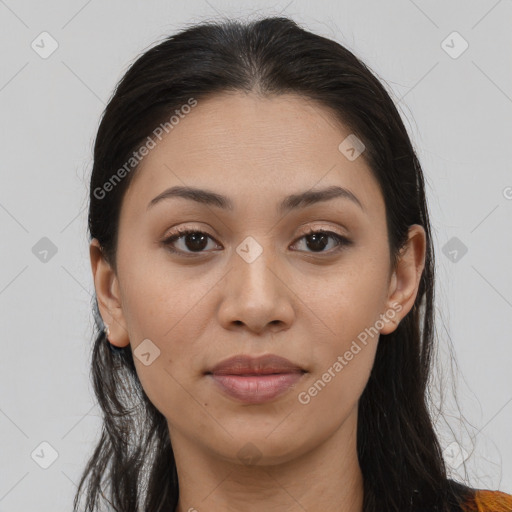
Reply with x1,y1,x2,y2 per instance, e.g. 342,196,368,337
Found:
118,241,208,338
296,285,381,421
299,342,378,412
293,252,390,340
291,251,388,403
117,249,220,410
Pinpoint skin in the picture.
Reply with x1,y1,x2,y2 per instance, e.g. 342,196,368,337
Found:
90,91,426,512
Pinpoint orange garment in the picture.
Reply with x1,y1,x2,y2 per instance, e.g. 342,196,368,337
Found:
462,488,512,512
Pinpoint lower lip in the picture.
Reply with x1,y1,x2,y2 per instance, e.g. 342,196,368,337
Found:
209,372,305,404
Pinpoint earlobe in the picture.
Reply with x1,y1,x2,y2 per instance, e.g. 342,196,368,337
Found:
89,239,130,348
380,225,426,336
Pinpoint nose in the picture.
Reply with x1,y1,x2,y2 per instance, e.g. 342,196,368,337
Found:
217,242,295,335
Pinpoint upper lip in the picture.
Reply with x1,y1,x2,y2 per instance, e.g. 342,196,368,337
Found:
207,354,306,376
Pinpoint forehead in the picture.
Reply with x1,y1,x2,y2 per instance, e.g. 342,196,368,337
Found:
122,92,383,218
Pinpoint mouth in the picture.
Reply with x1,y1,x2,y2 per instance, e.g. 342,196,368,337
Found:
205,354,307,404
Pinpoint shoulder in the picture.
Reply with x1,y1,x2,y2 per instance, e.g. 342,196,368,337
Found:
464,488,512,512
445,479,512,512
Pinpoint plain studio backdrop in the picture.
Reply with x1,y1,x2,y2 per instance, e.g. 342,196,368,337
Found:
0,0,511,510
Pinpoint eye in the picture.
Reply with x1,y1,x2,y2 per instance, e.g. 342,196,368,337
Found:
291,228,352,254
161,227,352,256
161,228,221,255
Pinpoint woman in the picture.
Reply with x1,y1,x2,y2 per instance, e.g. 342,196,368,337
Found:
76,16,512,512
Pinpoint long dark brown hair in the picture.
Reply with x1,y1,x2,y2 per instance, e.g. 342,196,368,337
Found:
75,16,474,511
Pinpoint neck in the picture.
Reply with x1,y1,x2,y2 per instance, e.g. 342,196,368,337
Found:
171,406,364,512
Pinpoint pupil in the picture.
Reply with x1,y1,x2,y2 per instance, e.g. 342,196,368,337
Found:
186,233,208,251
306,233,328,251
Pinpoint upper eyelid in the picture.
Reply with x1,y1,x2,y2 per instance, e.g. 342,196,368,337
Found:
164,225,347,242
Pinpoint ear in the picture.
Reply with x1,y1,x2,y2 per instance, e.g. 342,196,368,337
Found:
89,238,130,348
379,224,426,335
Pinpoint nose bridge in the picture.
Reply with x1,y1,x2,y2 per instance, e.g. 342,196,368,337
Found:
233,234,281,301
218,233,294,331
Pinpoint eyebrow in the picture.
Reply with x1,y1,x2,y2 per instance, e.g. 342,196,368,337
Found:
147,184,364,214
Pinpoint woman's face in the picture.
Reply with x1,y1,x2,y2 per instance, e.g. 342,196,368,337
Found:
91,91,425,466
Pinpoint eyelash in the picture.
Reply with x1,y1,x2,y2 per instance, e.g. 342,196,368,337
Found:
161,227,352,256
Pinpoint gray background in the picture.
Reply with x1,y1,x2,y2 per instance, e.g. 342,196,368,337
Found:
0,0,511,510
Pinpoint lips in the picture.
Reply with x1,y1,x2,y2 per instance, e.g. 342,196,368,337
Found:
206,354,306,404
207,354,306,376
